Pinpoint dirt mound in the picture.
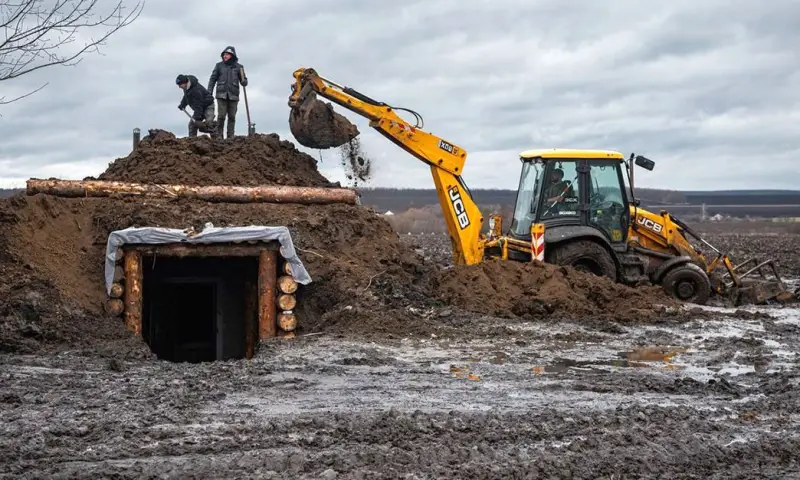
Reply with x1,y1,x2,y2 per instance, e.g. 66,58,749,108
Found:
0,195,152,356
433,259,677,322
92,129,337,187
0,190,432,353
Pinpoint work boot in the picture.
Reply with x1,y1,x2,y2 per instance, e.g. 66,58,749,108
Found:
227,120,235,139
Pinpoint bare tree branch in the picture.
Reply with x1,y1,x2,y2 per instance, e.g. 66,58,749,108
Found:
0,81,47,105
0,0,144,104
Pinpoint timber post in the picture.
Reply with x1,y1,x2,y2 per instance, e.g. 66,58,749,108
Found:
123,250,143,334
258,250,278,340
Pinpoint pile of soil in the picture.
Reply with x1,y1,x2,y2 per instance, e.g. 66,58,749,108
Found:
93,129,337,187
0,129,676,355
433,259,677,322
288,95,359,150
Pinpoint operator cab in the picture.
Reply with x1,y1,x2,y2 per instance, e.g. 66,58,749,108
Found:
508,149,637,248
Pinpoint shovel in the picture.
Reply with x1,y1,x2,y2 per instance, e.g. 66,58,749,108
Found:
240,67,255,136
181,108,215,134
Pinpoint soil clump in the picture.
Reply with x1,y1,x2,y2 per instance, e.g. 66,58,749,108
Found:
288,95,359,150
2,129,679,354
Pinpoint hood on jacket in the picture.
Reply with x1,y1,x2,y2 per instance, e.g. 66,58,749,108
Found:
221,46,238,62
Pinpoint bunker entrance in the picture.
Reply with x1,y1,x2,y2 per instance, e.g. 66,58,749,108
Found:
108,241,300,363
142,256,257,363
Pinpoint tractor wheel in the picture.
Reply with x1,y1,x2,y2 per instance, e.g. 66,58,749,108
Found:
661,263,711,305
550,240,617,282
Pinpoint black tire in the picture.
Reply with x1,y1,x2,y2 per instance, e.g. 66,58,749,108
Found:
661,263,711,305
550,239,617,282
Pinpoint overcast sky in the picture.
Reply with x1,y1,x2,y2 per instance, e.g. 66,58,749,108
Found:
2,0,799,191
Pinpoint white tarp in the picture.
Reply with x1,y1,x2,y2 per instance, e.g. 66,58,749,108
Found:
104,224,312,295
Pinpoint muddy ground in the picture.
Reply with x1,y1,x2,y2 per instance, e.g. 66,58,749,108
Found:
2,230,799,479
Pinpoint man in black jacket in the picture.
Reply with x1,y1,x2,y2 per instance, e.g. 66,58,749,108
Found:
208,45,248,139
176,74,216,138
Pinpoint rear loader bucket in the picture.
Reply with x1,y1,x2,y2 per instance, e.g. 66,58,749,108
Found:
288,92,359,150
728,278,795,306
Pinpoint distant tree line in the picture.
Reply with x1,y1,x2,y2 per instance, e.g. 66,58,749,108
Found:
0,189,22,198
358,187,687,213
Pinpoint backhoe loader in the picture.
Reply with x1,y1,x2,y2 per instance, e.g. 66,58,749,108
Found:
287,67,795,306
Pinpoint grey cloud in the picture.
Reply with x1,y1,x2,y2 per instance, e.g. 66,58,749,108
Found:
1,0,799,192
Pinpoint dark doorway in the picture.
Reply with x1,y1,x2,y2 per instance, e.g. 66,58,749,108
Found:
150,280,217,362
141,256,258,363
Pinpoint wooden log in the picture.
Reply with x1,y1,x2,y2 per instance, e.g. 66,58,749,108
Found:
282,262,293,275
114,248,124,263
278,312,297,332
278,275,298,294
244,280,257,360
105,298,124,316
26,178,359,205
276,293,296,311
123,251,143,335
109,283,124,299
258,250,278,340
128,243,278,258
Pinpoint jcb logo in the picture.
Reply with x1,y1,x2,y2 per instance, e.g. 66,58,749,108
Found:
439,139,459,156
637,216,663,233
449,186,470,229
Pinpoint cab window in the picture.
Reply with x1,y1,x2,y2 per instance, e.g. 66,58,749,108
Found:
540,161,580,220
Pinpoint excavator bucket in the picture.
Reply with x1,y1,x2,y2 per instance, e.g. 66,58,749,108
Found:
714,256,797,306
288,86,359,150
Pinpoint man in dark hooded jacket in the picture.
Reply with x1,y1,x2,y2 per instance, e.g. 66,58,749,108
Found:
208,45,248,139
176,74,216,138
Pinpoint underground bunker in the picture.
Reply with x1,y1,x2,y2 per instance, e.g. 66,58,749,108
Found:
103,226,312,363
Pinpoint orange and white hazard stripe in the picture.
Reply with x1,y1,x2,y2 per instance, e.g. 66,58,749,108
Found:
530,223,545,262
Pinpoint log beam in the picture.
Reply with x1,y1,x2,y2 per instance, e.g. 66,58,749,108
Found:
109,283,124,299
105,298,124,316
128,243,279,258
278,276,298,294
123,251,143,335
258,250,278,340
277,293,296,311
278,312,297,332
26,178,359,205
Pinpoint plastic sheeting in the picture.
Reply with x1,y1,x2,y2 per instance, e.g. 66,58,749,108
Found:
104,224,312,295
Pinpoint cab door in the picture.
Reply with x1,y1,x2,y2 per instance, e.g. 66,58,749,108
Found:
585,160,630,245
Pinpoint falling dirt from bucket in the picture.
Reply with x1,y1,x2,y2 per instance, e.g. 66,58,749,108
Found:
339,137,372,187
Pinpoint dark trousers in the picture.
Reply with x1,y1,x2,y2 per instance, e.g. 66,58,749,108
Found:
216,98,239,139
188,105,216,137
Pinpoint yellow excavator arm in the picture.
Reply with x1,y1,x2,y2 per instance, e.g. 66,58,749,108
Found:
288,67,486,264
